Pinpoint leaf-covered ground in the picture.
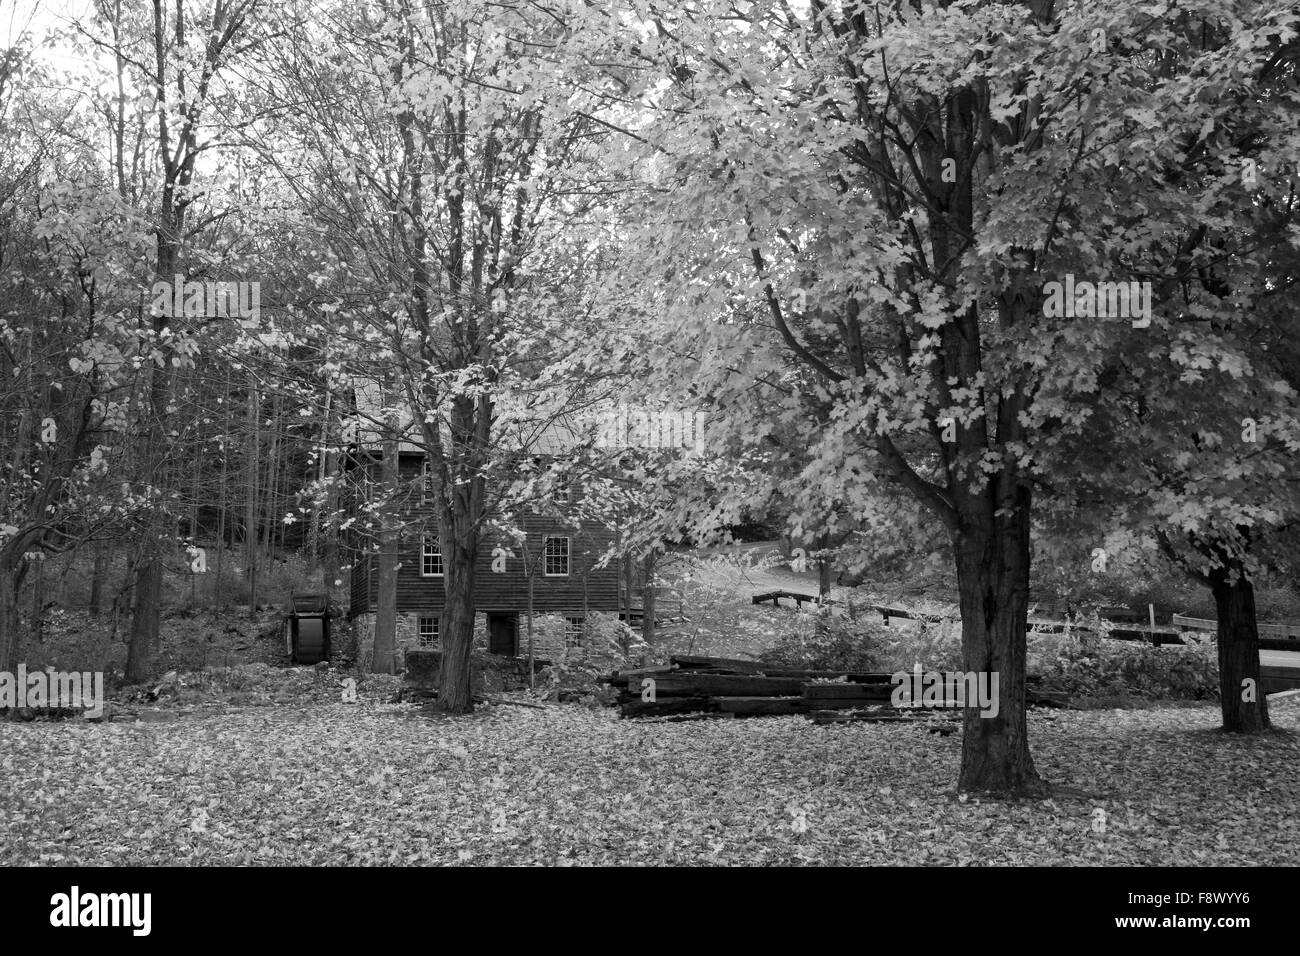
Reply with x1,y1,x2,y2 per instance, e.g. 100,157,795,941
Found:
2,695,1297,865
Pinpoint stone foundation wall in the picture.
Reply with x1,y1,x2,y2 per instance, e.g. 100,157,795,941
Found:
352,609,628,673
520,611,625,668
351,612,445,673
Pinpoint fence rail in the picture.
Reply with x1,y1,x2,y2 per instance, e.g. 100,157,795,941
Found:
1171,614,1300,640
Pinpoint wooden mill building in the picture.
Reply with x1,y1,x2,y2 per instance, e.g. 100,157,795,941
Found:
343,389,620,666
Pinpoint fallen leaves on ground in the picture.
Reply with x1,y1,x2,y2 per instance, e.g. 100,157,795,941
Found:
1,696,1296,865
87,664,403,721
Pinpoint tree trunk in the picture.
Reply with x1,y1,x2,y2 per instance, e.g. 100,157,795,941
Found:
245,385,259,619
438,554,477,713
309,393,330,563
527,568,535,690
276,418,290,554
420,390,487,714
216,369,232,611
817,541,832,600
189,449,200,608
622,551,632,636
260,392,284,564
128,232,178,673
1210,569,1270,733
259,399,280,565
109,583,123,646
30,558,45,645
320,394,342,597
89,542,108,618
952,487,1047,796
321,444,342,595
214,525,225,611
128,415,168,669
372,437,399,674
0,566,21,672
126,555,161,683
216,448,227,612
815,534,832,638
642,549,656,646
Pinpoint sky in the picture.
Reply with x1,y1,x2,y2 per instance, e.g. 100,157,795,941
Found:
4,0,96,72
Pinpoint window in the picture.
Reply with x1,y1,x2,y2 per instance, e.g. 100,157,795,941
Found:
553,485,571,506
564,616,585,649
421,536,444,576
418,616,439,648
421,460,434,504
543,536,570,576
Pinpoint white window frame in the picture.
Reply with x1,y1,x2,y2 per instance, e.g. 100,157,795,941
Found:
543,536,570,577
564,616,585,648
417,616,439,648
421,535,444,577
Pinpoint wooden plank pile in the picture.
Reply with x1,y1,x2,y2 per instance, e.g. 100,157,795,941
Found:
601,655,1066,726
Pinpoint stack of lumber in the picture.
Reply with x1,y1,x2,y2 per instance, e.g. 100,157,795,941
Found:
600,655,1067,723
602,656,843,719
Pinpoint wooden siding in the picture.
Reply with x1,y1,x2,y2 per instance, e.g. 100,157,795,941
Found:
348,451,620,616
349,553,372,617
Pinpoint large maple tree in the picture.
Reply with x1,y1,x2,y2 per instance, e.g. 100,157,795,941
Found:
611,0,1299,793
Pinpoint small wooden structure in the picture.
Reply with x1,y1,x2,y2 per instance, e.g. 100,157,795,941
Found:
751,589,828,609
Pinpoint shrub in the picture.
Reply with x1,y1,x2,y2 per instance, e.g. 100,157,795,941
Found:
757,611,888,672
873,620,964,674
536,659,620,706
1028,631,1219,703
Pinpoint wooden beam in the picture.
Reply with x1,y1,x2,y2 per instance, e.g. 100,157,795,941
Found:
619,696,714,718
803,683,894,701
715,696,811,715
653,674,807,697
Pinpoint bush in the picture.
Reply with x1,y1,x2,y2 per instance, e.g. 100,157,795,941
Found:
1027,631,1219,703
757,611,888,672
536,659,620,707
873,620,964,674
772,613,1221,706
